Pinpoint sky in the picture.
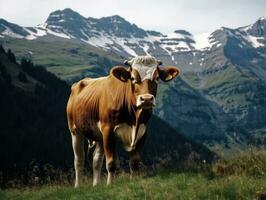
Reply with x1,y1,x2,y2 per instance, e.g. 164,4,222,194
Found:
0,0,265,35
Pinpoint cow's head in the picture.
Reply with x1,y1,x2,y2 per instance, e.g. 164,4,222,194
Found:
111,56,180,109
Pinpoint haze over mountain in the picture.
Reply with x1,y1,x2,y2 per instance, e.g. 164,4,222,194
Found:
1,8,266,152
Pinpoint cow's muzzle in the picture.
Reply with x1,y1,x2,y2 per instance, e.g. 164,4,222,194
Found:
136,94,156,109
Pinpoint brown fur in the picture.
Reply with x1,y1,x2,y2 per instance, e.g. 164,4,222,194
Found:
67,70,140,136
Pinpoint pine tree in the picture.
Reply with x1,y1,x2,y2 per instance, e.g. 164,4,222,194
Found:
7,49,16,63
18,72,28,83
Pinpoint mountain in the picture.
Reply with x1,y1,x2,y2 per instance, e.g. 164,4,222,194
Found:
0,47,215,186
0,9,265,152
0,8,211,59
0,9,265,60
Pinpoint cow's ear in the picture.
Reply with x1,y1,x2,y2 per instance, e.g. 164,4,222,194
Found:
158,66,180,82
111,66,131,82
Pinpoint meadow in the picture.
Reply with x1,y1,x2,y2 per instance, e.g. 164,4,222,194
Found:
1,149,265,200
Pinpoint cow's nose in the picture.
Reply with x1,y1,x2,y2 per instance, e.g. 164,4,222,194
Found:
137,94,156,109
140,94,154,103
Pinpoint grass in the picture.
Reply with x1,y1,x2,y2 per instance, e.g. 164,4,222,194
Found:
212,148,266,177
46,65,94,81
1,171,265,200
1,148,266,200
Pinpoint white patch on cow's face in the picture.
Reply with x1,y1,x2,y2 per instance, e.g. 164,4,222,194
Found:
132,63,157,81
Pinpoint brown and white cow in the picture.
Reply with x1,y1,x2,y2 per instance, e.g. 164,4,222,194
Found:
66,56,180,187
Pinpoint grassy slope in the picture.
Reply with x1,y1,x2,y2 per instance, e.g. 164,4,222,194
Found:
0,36,122,81
2,149,266,200
202,64,257,111
1,172,265,200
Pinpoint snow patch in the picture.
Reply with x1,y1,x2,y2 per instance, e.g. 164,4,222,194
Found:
143,43,151,56
47,29,71,39
85,34,114,47
85,33,138,56
216,43,222,48
115,37,138,56
193,32,212,49
80,29,89,39
243,35,264,48
1,26,24,39
160,44,173,55
171,55,175,61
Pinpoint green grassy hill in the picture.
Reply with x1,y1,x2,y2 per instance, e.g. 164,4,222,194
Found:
1,173,265,200
1,149,266,200
0,36,122,82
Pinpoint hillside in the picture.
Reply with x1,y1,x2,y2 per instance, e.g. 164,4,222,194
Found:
1,149,266,199
0,46,72,185
0,47,214,187
0,36,122,83
2,173,265,200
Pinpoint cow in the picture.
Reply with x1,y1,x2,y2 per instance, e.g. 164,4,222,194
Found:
66,56,180,187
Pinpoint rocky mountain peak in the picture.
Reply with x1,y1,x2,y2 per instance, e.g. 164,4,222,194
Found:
105,15,127,23
95,15,147,38
248,17,266,36
46,8,84,23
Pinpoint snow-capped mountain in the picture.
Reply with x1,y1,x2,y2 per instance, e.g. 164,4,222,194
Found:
0,9,222,59
1,8,265,71
1,8,264,65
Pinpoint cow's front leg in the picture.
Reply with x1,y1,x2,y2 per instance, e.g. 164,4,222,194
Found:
129,131,146,178
71,133,85,188
102,124,116,185
92,142,104,186
129,151,141,177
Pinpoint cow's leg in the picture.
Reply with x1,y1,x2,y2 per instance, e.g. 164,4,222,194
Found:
92,142,104,186
129,151,141,177
71,133,85,188
102,124,116,185
129,132,147,177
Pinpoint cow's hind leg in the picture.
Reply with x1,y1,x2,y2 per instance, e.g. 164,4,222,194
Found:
92,142,104,186
101,124,117,185
129,151,141,177
72,133,85,188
